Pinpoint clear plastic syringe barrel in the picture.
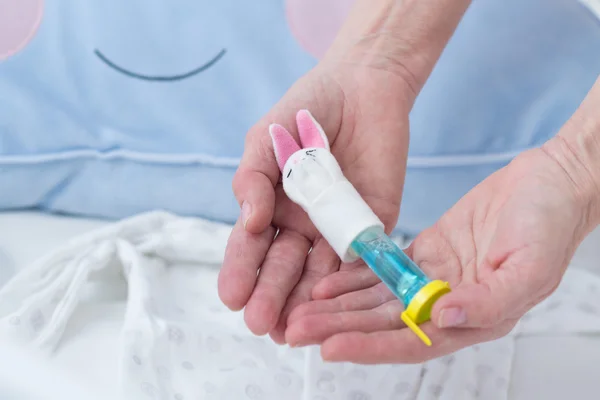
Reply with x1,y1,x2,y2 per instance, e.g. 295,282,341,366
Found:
350,226,430,306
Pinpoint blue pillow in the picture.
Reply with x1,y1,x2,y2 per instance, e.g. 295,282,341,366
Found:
0,0,599,236
400,0,600,234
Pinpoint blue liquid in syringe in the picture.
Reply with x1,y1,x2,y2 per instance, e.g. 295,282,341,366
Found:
350,226,430,306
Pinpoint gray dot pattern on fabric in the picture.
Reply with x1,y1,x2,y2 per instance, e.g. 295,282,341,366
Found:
30,309,45,333
394,382,411,394
429,384,443,397
232,335,243,342
141,382,157,398
316,379,335,393
181,361,194,370
275,373,292,387
204,382,216,393
578,302,598,314
496,377,508,389
466,384,479,399
316,371,336,393
545,301,561,311
347,390,371,400
167,326,185,345
476,364,493,378
157,366,171,380
440,354,456,366
245,384,264,399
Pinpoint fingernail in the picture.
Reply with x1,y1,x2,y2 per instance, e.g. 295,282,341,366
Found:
241,201,252,229
438,307,467,328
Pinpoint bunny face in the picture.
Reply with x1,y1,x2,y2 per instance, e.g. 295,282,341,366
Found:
270,110,345,208
282,147,345,206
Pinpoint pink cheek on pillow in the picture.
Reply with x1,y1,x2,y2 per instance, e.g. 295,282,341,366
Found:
0,0,44,60
286,0,356,59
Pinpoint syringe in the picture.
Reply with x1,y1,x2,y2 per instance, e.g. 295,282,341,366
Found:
350,226,450,345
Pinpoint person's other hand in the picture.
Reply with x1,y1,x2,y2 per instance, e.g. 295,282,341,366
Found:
285,141,599,362
217,55,417,343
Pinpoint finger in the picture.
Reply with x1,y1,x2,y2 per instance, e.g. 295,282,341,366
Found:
286,300,404,347
432,266,541,329
244,229,311,335
232,126,281,234
232,167,276,234
287,282,395,324
269,238,339,344
218,219,276,311
312,267,380,300
321,320,515,364
232,108,299,234
405,231,462,285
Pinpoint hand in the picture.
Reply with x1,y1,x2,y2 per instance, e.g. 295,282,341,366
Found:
218,0,475,345
217,58,415,343
285,143,597,362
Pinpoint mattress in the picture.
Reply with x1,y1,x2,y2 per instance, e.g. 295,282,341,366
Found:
1,211,599,399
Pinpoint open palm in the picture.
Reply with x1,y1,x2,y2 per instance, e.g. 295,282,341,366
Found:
285,147,593,362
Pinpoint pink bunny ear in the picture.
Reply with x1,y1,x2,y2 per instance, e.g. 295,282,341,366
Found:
296,110,330,150
269,124,301,171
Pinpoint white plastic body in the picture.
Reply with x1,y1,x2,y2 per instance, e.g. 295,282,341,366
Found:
281,147,384,263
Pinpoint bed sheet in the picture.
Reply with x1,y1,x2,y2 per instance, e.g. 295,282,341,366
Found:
1,211,600,399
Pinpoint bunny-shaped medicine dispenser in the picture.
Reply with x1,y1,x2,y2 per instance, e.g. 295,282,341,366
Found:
270,110,384,263
270,110,451,346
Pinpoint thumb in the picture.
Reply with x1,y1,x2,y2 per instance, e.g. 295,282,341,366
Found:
431,268,539,329
232,128,279,234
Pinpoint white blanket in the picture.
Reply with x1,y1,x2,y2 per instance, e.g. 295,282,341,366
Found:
0,343,111,400
1,211,600,400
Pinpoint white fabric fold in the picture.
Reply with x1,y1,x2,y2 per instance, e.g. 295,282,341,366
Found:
0,211,228,353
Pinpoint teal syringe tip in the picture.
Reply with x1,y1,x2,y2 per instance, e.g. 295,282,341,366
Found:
350,226,430,307
350,226,451,346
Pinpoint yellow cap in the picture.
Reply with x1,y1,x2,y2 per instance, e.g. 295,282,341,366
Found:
400,280,451,346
